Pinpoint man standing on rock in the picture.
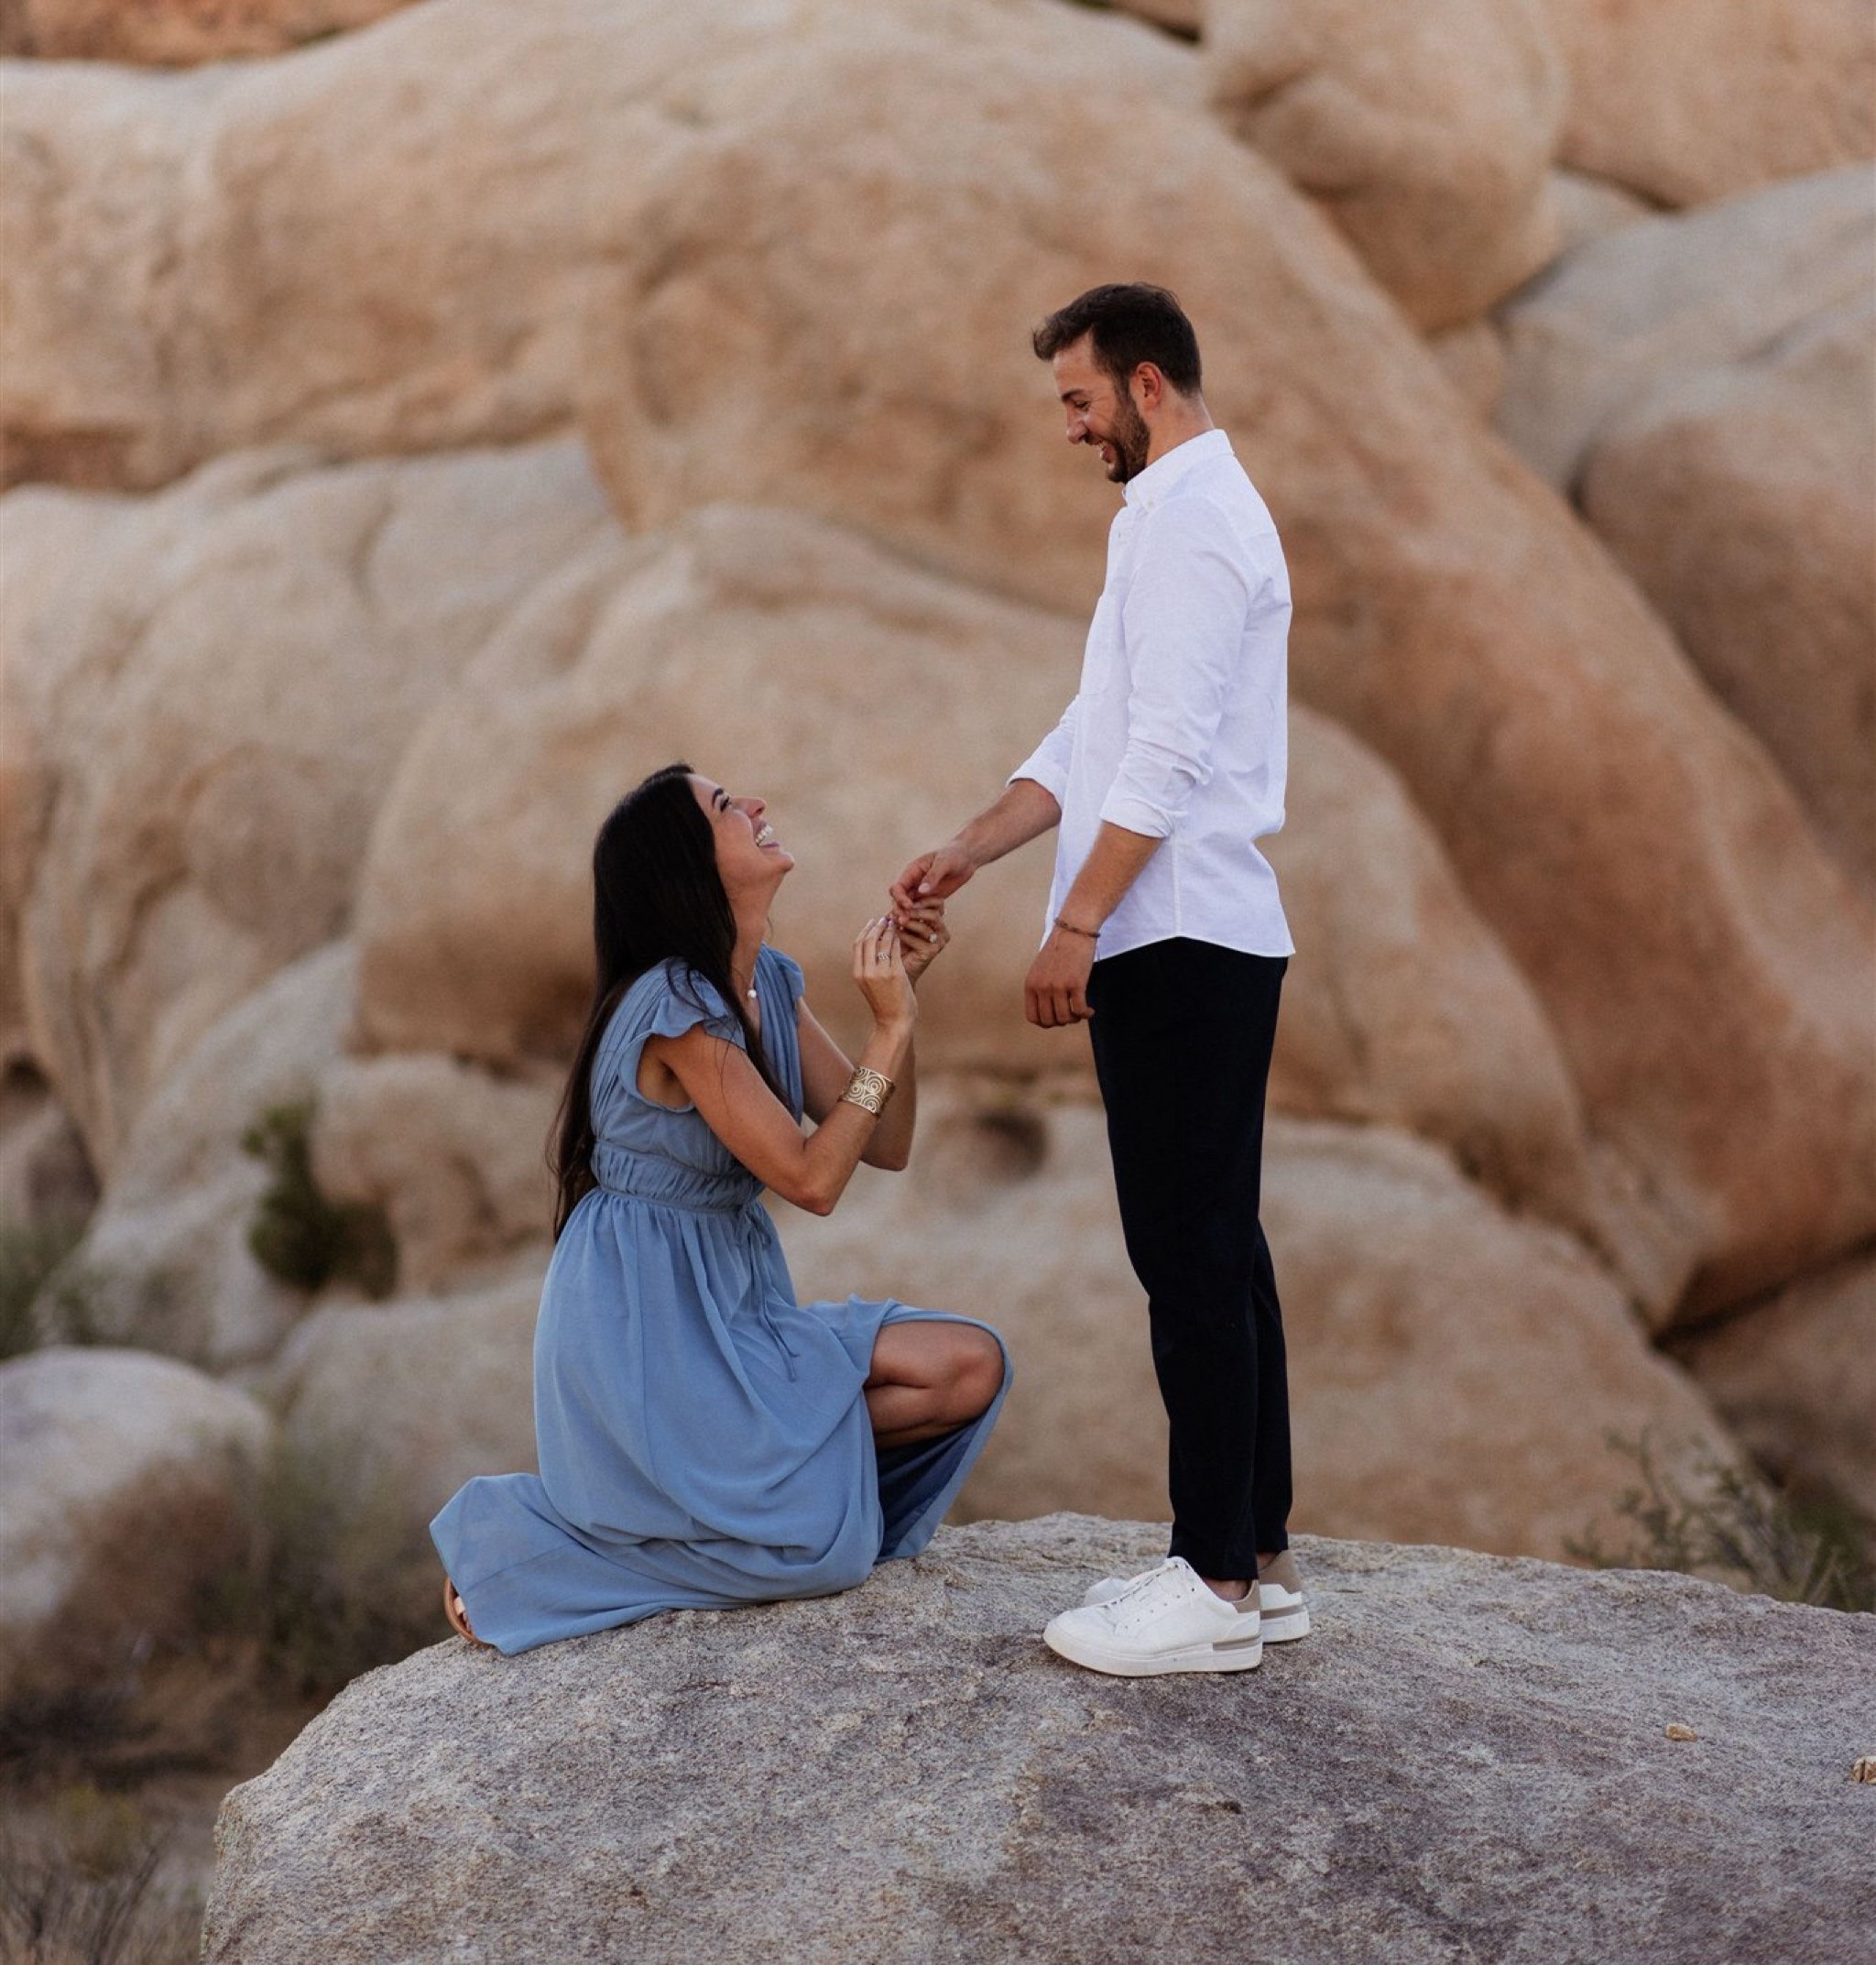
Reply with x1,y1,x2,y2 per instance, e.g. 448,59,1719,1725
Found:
892,284,1307,1676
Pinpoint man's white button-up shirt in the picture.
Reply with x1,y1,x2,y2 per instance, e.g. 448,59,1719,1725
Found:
1011,428,1294,960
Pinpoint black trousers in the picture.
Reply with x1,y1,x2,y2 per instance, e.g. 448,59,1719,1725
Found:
1086,937,1292,1578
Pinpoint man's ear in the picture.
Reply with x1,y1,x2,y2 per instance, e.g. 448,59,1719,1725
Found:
1132,362,1165,414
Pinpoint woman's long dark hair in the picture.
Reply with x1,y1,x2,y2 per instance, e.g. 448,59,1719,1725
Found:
550,761,786,1236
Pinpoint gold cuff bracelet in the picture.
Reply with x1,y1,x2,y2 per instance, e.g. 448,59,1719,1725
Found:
839,1066,895,1117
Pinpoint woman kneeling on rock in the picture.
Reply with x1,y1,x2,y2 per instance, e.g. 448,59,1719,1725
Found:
433,762,1009,1654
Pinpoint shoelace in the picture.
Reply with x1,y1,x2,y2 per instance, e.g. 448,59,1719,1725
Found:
1109,1563,1213,1632
1102,1558,1183,1612
1106,1560,1257,1635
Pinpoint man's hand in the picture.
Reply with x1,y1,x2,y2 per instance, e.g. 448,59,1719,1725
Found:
1024,928,1096,1029
890,840,977,915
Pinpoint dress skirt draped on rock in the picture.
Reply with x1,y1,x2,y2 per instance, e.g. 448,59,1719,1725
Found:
431,944,1009,1655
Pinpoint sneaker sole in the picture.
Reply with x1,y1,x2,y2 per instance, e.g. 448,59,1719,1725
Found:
1042,1624,1265,1677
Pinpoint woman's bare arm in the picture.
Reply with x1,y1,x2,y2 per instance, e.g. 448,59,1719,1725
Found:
798,1001,916,1172
645,918,915,1215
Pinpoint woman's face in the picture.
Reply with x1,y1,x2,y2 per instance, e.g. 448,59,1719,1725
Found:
689,775,794,900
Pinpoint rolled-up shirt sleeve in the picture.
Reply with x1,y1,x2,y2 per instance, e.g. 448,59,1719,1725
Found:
1009,694,1080,804
1099,499,1254,839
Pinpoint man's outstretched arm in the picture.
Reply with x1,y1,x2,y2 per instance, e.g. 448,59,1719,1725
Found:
890,777,1063,913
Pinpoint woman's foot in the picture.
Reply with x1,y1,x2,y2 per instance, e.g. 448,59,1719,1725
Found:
442,1577,493,1649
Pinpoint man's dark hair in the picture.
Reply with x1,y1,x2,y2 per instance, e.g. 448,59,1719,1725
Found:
1031,283,1203,397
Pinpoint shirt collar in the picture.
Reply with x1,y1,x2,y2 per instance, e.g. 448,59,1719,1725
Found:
1123,427,1231,513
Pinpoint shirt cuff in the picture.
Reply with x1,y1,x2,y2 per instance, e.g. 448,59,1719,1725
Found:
1097,791,1174,840
1009,758,1068,803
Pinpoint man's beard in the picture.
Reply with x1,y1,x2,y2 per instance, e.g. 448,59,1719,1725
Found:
1105,396,1151,483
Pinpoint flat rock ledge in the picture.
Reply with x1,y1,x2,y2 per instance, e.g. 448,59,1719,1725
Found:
204,1515,1873,1965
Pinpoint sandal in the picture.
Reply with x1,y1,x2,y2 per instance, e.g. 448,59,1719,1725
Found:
442,1576,493,1650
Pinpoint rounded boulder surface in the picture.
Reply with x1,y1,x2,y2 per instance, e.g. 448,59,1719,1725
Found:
0,0,419,63
574,0,1876,1318
782,1111,1738,1560
0,441,609,1166
64,942,356,1371
1577,295,1876,890
0,1345,271,1705
1205,0,1565,327
1497,169,1876,894
1677,1252,1876,1525
1537,0,1875,206
202,1514,1876,1964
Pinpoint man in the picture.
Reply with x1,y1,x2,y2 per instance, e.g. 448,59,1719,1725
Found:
891,283,1306,1677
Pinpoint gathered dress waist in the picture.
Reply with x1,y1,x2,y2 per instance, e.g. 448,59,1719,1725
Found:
589,1152,761,1217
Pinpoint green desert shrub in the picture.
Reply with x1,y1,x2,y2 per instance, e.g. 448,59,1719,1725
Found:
0,1217,89,1359
241,1100,396,1299
1570,1434,1875,1613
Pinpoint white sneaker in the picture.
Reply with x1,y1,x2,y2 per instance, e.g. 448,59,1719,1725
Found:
1044,1557,1264,1676
1082,1562,1312,1643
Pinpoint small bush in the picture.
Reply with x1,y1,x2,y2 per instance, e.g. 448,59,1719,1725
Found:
1569,1434,1875,1613
0,1217,88,1359
0,1785,200,1965
241,1100,396,1299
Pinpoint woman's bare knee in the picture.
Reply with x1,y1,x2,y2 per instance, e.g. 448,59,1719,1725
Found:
867,1322,1002,1431
954,1328,1004,1417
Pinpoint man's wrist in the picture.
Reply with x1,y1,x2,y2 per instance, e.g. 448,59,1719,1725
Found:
1053,919,1100,940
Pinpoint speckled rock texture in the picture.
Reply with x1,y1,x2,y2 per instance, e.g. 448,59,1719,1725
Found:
203,1515,1874,1965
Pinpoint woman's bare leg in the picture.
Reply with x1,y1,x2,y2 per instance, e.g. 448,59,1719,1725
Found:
866,1321,1003,1447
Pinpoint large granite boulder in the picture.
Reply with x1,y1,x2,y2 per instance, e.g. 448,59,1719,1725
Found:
65,944,354,1370
1265,713,1593,1231
202,1514,1876,1964
0,1345,271,1707
348,500,1083,1085
1495,168,1874,492
1497,170,1876,891
0,441,609,1167
1205,0,1565,327
1258,1122,1736,1556
0,0,417,63
1679,1254,1876,1526
309,1054,558,1296
1538,0,1875,206
354,495,1598,1238
782,1111,1738,1560
1578,293,1874,890
5,0,1870,1315
0,0,811,491
574,4,1876,1317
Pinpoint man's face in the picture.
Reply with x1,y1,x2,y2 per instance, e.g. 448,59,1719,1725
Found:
1053,336,1151,485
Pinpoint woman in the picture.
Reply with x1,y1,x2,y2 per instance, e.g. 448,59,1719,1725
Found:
432,762,1009,1654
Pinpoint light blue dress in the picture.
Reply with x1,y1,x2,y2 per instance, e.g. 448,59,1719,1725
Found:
431,944,1009,1654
